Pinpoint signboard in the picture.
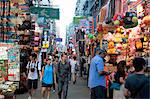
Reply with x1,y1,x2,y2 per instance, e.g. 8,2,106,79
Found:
7,45,20,81
55,38,62,42
30,7,60,20
73,16,86,24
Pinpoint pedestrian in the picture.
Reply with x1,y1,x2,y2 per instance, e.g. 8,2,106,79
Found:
57,53,71,99
80,57,86,78
112,60,126,99
124,57,150,99
87,55,91,85
70,56,78,84
52,55,59,93
53,55,59,84
88,48,109,99
40,59,57,99
26,57,41,99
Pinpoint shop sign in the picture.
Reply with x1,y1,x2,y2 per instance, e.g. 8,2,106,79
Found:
0,47,8,60
55,38,62,42
73,16,86,24
30,7,60,20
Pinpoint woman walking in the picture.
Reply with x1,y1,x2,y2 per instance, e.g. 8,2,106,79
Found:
70,56,78,84
40,59,56,99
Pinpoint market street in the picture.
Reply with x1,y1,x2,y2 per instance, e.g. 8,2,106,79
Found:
16,78,90,99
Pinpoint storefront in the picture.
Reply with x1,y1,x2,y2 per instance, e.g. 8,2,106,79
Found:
0,43,20,98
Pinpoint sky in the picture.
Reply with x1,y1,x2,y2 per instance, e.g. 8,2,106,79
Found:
42,0,77,45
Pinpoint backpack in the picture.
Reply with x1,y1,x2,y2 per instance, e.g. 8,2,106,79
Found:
135,80,150,99
133,76,150,99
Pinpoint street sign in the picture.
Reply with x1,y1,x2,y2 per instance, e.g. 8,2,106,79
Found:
55,38,62,42
30,7,60,20
73,16,86,24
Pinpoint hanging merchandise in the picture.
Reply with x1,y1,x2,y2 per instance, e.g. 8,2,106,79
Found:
123,12,138,29
107,41,116,54
42,41,49,48
34,47,39,52
34,36,40,41
113,14,124,26
142,15,150,26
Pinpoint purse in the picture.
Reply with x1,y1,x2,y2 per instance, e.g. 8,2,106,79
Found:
110,82,121,90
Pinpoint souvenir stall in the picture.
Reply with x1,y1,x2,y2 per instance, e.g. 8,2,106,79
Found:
99,0,150,67
95,1,150,96
0,43,19,99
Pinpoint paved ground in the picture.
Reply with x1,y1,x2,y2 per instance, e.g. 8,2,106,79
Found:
16,78,90,99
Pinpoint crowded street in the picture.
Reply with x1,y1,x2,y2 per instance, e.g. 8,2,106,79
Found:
16,78,90,99
0,0,150,99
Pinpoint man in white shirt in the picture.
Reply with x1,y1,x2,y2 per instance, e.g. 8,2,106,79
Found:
26,56,41,99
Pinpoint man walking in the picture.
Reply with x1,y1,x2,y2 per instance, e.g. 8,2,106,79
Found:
57,53,71,99
88,48,108,99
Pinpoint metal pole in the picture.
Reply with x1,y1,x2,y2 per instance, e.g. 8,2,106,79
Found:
2,1,5,42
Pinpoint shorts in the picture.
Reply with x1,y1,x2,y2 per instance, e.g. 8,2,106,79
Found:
42,82,53,87
28,79,38,89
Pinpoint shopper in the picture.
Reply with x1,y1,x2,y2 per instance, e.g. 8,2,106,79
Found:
124,57,150,99
26,57,41,99
70,56,78,84
57,53,71,99
87,55,91,85
40,59,56,99
88,48,108,99
113,60,126,99
53,55,59,84
80,57,86,77
52,55,59,93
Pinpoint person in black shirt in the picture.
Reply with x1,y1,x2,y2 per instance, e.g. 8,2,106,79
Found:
113,60,126,99
124,57,150,99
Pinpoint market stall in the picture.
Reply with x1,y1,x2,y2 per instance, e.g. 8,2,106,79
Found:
0,43,20,99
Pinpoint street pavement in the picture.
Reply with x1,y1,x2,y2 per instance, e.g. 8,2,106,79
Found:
16,78,90,99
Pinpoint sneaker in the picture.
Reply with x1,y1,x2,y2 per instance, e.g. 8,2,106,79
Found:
52,90,56,93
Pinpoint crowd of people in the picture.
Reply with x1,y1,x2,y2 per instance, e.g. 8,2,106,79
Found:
24,48,150,99
25,52,79,99
88,48,150,99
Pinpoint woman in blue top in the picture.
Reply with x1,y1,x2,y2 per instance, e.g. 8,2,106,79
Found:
40,59,56,99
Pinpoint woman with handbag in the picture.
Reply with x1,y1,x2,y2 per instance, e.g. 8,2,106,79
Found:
112,60,126,99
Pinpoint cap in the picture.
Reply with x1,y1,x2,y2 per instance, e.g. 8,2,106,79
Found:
96,47,107,54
